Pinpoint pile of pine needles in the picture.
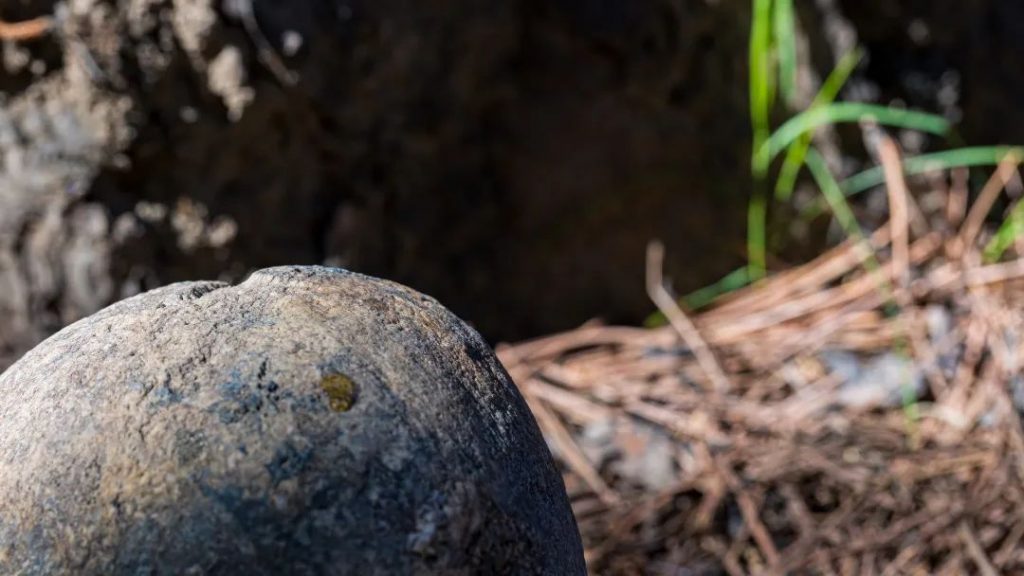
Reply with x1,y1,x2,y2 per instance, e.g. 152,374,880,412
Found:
499,144,1024,574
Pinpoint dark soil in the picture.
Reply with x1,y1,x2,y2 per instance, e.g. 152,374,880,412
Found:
0,0,756,372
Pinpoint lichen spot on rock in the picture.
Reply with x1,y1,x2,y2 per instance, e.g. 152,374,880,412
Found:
320,373,357,412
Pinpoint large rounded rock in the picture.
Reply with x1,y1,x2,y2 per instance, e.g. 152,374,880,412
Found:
0,266,584,575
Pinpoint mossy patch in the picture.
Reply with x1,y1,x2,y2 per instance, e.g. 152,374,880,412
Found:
320,373,357,412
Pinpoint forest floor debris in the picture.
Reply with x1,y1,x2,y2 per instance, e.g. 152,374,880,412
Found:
500,158,1024,574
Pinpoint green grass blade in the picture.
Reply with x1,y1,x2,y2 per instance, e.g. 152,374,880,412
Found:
804,148,869,243
748,185,768,278
756,103,951,173
750,0,775,178
841,146,1024,196
805,148,894,309
800,146,1024,220
775,48,863,201
685,267,753,310
773,0,797,106
984,199,1024,262
813,49,864,109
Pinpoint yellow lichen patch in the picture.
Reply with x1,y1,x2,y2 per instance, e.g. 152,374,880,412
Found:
320,373,357,412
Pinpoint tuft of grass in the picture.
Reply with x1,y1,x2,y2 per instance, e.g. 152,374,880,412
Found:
749,101,948,279
740,1,1022,316
735,0,1019,449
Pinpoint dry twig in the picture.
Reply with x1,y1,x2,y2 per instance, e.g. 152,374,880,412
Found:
0,16,53,41
646,241,731,392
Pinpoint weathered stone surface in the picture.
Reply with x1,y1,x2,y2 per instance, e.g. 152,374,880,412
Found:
0,266,584,575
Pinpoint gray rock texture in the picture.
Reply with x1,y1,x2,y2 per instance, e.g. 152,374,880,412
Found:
0,266,585,575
